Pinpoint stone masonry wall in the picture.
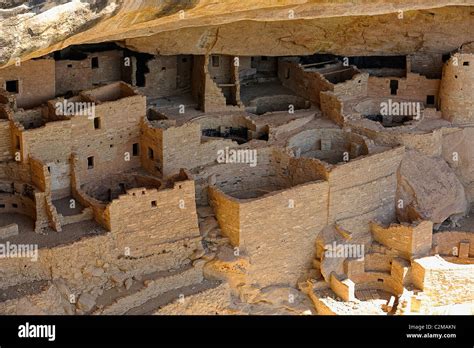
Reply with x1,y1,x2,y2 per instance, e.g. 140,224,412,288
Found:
0,59,55,109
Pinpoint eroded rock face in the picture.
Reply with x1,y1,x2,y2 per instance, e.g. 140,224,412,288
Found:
1,1,474,67
397,150,468,225
442,127,474,203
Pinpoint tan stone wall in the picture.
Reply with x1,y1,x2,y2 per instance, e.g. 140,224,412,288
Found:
0,161,31,182
278,60,329,105
56,50,124,96
55,59,92,96
142,55,178,97
409,54,443,79
367,73,440,104
208,187,241,246
412,255,474,307
0,59,55,109
194,55,227,112
106,178,200,256
71,93,145,183
0,231,201,294
433,231,474,257
239,180,329,286
140,118,164,176
21,120,72,163
90,51,124,85
349,121,443,157
439,53,474,124
333,72,368,98
320,91,345,126
0,120,11,161
327,146,405,238
208,55,232,84
371,220,432,259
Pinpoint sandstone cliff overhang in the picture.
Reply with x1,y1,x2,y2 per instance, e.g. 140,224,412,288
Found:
1,0,474,68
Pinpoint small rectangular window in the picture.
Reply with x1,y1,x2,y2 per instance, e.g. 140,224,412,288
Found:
15,135,20,150
12,203,18,208
211,55,220,67
463,61,470,66
426,95,435,105
5,80,19,93
0,204,5,208
87,156,94,169
148,147,154,160
151,200,157,208
91,57,99,69
94,117,101,129
133,143,139,156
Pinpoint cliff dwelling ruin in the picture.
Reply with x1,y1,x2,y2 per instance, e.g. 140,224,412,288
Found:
0,0,472,318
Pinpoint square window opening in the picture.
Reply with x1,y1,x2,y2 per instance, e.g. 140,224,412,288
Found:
5,80,19,94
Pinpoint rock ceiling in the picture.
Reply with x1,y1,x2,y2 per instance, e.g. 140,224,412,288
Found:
0,0,474,68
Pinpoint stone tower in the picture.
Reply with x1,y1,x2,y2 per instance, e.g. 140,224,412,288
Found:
439,44,474,124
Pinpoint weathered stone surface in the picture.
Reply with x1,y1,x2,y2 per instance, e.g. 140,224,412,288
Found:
199,216,219,235
76,292,97,312
397,150,469,225
1,1,473,67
